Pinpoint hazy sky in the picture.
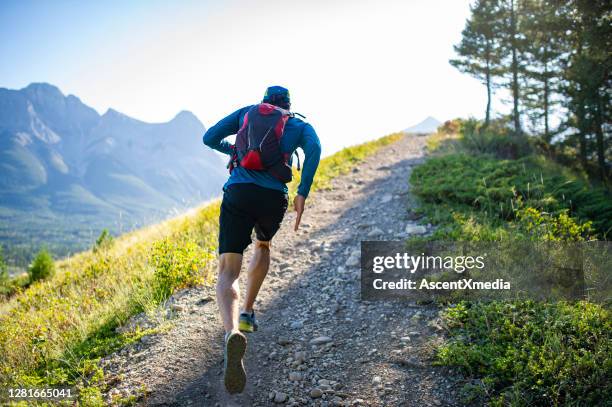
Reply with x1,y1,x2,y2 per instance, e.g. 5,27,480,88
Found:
0,0,501,154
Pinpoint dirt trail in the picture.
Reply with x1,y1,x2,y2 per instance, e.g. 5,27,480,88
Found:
101,134,463,406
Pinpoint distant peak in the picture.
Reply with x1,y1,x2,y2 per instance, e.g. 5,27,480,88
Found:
415,116,441,125
170,110,204,129
172,110,198,121
100,108,137,124
23,82,64,97
102,108,123,117
404,116,442,134
66,93,83,103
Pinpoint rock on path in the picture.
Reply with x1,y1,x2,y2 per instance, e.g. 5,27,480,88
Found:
100,134,463,406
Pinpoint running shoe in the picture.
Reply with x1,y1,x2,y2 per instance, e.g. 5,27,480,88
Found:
223,331,247,394
239,311,258,333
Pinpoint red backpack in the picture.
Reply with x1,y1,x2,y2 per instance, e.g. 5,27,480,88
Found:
228,103,300,183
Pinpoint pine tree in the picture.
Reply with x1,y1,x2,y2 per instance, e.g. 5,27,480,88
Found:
520,0,568,142
450,0,503,129
29,248,55,282
561,0,611,179
497,0,527,135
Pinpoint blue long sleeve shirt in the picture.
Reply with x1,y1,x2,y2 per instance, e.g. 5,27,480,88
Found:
203,105,321,198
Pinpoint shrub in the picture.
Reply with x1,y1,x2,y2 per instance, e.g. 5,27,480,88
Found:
150,238,213,300
515,207,594,241
460,118,533,159
28,248,55,282
437,301,611,406
438,118,463,135
93,228,114,252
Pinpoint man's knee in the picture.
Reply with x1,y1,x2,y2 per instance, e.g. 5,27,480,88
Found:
218,253,242,280
254,239,271,251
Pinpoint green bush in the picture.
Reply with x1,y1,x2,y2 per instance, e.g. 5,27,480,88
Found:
93,228,114,253
460,118,533,159
438,118,462,135
150,238,212,300
437,301,611,406
515,207,594,241
28,248,55,282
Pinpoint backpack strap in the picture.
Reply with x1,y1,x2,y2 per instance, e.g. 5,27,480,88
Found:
292,119,310,172
294,151,301,171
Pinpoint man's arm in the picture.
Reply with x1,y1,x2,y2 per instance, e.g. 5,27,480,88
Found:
202,107,250,155
293,123,321,231
297,123,322,198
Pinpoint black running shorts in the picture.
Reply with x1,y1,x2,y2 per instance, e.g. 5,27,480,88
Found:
218,183,289,254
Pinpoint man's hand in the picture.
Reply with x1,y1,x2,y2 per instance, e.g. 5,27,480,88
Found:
293,194,306,231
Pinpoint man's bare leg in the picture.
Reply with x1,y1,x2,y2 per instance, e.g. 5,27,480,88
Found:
216,253,243,333
242,240,271,313
217,252,247,394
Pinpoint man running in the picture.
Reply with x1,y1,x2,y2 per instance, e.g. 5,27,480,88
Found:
203,86,321,394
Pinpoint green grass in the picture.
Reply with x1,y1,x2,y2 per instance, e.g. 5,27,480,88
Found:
0,132,404,406
410,124,611,406
437,301,611,406
410,153,610,241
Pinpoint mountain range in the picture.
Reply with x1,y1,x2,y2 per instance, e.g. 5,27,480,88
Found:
0,83,226,264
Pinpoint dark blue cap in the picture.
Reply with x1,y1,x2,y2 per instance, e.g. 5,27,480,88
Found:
263,86,290,109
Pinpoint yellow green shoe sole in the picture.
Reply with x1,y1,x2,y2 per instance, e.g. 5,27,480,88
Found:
238,320,255,333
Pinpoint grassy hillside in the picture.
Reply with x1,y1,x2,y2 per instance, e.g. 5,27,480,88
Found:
0,132,403,405
410,121,611,406
411,154,611,241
